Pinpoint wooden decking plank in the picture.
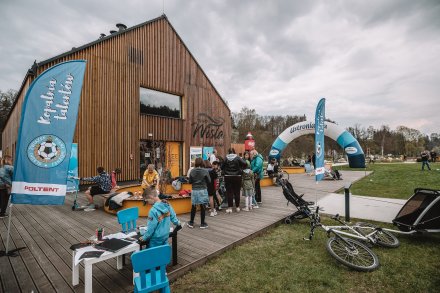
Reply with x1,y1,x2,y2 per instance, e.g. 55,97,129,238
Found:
42,205,135,281
0,220,22,293
7,215,58,293
11,206,77,293
3,218,44,293
28,211,132,293
19,205,129,293
32,202,131,272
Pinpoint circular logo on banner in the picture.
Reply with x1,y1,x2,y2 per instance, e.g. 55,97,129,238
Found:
345,147,358,155
269,149,279,156
27,135,67,168
316,142,322,157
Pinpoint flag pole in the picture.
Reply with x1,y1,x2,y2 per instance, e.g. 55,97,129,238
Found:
5,203,13,254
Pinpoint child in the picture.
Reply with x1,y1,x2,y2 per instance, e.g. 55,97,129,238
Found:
207,161,223,216
241,163,255,212
111,168,121,190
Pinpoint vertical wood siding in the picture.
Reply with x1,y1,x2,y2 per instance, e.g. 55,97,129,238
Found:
2,17,231,181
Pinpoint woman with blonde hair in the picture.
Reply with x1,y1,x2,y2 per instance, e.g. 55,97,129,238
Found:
142,164,159,191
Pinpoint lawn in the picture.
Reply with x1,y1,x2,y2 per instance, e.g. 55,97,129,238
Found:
171,218,440,293
334,162,440,199
170,163,440,292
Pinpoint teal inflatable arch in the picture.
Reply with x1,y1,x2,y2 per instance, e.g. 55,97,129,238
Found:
269,121,365,168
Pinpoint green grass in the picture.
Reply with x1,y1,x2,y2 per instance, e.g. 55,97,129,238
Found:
335,163,440,199
170,163,440,292
171,218,440,293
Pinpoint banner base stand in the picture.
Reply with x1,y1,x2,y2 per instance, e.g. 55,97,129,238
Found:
0,247,26,257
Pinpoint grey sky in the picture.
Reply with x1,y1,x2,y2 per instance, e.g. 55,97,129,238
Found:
0,0,439,134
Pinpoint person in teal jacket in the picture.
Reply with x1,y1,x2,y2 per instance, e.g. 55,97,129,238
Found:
141,188,181,248
250,149,264,204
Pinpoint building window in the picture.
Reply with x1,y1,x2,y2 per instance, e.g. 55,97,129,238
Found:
140,88,181,118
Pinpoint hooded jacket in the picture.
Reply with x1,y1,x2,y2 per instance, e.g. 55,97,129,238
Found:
222,154,247,176
242,169,255,190
142,200,180,248
251,153,264,179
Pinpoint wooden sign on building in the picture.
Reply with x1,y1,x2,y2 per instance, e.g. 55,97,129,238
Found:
2,15,231,181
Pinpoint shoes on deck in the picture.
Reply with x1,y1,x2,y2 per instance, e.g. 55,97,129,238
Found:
187,222,194,228
253,205,259,209
243,207,250,212
200,223,209,229
225,208,232,214
236,207,240,213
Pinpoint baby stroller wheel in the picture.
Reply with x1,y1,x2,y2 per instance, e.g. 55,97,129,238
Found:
284,217,292,224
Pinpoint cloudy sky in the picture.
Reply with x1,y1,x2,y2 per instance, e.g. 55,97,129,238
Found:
1,0,439,134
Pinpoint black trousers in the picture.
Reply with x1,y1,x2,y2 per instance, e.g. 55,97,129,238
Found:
224,175,242,208
190,204,206,224
254,178,262,203
0,189,10,215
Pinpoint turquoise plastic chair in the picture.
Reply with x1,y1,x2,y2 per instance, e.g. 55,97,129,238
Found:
117,207,139,233
131,244,171,293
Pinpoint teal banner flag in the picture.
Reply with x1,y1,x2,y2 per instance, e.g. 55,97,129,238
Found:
315,98,326,181
11,60,86,205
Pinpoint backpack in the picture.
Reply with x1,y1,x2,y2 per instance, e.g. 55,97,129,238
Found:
172,179,182,190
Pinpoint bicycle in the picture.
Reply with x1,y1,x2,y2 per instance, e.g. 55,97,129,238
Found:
305,207,399,271
278,177,399,271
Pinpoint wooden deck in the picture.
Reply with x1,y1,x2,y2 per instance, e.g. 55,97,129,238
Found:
0,171,367,293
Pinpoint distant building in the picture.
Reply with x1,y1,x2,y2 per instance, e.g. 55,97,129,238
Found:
1,15,231,181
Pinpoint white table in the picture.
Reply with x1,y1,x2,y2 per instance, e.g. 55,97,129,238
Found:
72,241,139,293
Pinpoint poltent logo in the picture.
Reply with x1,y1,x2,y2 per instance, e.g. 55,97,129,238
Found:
27,134,67,168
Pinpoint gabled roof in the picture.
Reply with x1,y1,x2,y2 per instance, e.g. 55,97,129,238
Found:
3,14,230,131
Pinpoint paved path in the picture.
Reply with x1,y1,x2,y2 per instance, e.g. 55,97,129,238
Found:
316,194,406,223
286,171,407,223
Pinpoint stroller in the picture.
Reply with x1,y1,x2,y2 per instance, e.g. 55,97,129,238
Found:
392,188,440,233
278,176,314,224
280,177,440,234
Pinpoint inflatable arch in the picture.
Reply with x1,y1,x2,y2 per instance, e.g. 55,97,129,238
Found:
269,121,365,168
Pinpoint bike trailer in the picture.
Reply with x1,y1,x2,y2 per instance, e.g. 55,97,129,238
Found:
393,188,440,232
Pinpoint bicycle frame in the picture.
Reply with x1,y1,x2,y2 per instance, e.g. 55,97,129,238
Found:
305,206,400,245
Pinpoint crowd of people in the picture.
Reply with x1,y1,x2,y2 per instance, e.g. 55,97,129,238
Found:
183,147,264,229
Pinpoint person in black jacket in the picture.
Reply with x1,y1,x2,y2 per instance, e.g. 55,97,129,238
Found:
222,148,247,213
188,158,211,229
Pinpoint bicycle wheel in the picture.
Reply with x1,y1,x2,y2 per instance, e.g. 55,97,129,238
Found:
326,237,380,272
355,222,400,248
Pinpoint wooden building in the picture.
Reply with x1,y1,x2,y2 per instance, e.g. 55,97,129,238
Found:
2,15,231,181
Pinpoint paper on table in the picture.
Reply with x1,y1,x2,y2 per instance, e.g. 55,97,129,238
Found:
103,231,137,240
74,246,109,266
